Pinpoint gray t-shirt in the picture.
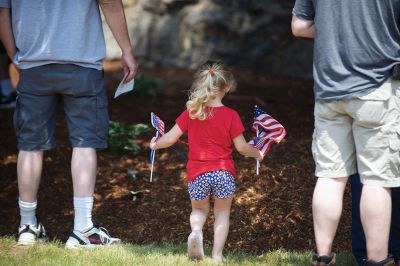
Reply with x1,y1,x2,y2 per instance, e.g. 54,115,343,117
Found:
0,0,105,70
293,0,400,102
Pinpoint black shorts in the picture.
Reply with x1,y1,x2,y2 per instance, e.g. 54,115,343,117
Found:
14,64,109,151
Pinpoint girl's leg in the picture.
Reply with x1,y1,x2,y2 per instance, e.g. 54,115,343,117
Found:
190,197,210,231
212,195,233,261
188,197,210,260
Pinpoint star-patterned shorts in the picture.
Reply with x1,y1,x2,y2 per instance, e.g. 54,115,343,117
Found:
188,170,236,201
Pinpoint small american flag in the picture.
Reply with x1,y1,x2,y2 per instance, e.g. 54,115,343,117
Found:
151,112,165,137
249,105,286,156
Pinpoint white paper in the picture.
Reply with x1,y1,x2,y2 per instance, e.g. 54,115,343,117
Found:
114,73,135,98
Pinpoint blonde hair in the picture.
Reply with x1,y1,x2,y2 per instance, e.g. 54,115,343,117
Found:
186,61,236,120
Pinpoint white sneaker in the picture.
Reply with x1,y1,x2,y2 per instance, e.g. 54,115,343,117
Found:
17,222,48,246
65,224,121,249
187,230,204,260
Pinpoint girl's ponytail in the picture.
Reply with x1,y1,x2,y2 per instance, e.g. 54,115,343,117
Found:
186,61,235,120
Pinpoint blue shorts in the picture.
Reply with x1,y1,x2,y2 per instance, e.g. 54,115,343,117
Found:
188,170,236,201
14,64,108,151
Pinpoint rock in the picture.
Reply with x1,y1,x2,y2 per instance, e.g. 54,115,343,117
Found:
103,0,313,78
127,168,139,180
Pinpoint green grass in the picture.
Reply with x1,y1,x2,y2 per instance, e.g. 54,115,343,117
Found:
0,237,356,266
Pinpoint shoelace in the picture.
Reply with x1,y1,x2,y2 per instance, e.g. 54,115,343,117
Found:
98,227,111,244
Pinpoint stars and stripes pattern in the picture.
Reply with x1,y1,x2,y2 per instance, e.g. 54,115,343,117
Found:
151,112,165,138
248,105,286,156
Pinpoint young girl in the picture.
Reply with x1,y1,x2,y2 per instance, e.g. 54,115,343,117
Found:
150,61,263,262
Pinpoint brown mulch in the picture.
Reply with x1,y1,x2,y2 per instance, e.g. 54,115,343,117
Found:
0,62,352,254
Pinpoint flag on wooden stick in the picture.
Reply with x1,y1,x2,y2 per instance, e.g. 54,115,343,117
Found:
249,105,286,174
149,112,165,182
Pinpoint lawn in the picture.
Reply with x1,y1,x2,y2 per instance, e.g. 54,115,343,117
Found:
0,237,356,266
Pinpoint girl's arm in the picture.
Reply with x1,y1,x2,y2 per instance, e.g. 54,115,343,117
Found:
233,134,264,161
150,124,183,150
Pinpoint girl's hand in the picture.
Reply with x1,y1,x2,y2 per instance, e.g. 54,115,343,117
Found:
256,150,264,162
150,137,157,150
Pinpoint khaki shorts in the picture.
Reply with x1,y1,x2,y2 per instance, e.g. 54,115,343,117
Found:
312,79,400,187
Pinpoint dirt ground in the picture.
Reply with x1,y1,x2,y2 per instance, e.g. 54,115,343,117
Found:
0,62,352,254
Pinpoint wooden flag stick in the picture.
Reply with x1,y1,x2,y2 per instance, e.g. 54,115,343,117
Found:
256,129,260,175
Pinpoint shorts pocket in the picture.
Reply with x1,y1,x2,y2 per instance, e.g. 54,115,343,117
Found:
311,129,317,160
13,95,22,135
395,88,400,110
95,83,109,140
387,128,400,179
389,129,400,151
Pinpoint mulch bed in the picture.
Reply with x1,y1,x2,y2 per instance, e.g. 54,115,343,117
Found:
0,62,352,254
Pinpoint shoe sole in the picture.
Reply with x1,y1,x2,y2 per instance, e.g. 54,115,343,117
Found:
17,233,48,246
188,231,204,260
65,237,121,249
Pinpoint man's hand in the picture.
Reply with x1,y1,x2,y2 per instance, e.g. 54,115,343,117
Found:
122,49,138,83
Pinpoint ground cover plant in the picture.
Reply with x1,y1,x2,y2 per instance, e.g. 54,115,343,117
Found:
108,121,149,154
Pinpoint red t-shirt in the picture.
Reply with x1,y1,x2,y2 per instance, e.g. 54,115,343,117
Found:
176,106,245,181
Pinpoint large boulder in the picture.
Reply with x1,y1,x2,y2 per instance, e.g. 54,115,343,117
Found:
103,0,313,77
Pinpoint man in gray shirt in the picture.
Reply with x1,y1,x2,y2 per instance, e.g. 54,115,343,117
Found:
0,0,137,248
292,0,400,265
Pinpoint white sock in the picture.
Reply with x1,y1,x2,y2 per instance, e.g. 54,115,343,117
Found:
73,196,94,232
0,79,12,96
19,199,37,226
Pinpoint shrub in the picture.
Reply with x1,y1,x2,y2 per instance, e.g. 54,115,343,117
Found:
132,74,163,97
108,121,149,154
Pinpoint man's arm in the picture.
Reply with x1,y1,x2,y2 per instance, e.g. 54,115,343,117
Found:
98,0,138,82
0,8,16,60
291,16,315,39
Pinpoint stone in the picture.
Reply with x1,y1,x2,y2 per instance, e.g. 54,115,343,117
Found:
103,0,313,77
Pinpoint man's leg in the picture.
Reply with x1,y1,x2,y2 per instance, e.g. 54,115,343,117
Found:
71,147,97,232
16,151,49,246
61,65,117,248
351,174,400,265
350,173,367,265
351,80,400,264
18,151,43,202
14,66,59,245
313,176,348,256
17,150,43,226
311,101,356,266
361,186,392,262
389,187,400,263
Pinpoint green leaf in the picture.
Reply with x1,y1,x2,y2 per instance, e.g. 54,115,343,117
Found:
107,120,150,155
